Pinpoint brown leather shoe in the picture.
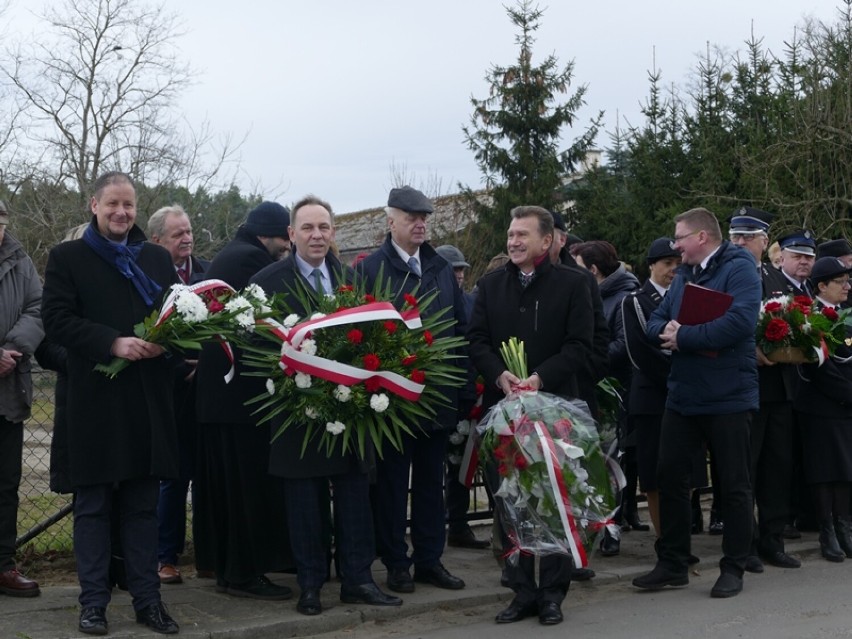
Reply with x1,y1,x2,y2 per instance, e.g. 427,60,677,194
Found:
0,568,40,597
158,563,183,584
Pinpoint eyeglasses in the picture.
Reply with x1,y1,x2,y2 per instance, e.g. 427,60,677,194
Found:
670,230,700,249
829,277,851,287
730,233,763,242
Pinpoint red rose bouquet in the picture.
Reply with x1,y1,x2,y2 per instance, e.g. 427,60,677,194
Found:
756,294,850,363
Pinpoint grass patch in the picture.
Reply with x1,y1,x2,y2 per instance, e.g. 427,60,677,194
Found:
17,493,73,554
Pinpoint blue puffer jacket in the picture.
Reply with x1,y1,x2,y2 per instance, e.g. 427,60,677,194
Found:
646,241,760,415
357,235,470,430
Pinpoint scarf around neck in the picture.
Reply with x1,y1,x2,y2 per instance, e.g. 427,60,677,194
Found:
82,223,162,307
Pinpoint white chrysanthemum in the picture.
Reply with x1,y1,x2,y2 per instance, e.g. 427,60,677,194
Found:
448,432,465,445
310,312,326,320
295,372,312,389
325,421,346,435
243,283,268,303
174,289,209,323
305,407,319,419
225,296,255,330
225,295,252,313
448,454,462,466
260,304,272,314
370,393,390,413
283,314,300,328
235,311,255,330
333,385,352,402
300,338,317,355
456,420,470,435
265,379,275,396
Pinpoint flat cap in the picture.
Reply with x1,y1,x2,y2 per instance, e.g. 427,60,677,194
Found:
435,244,470,269
817,239,852,260
778,230,816,256
387,186,433,214
549,210,567,232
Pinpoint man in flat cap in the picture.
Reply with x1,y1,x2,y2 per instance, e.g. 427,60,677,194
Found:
729,207,801,572
776,231,817,296
193,201,294,600
357,186,470,594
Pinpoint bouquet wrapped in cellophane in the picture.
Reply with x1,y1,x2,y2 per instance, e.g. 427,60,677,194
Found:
478,339,621,568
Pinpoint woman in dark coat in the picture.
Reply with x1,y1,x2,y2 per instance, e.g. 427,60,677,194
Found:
794,257,852,562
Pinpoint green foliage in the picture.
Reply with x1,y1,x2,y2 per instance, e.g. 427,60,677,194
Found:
462,0,601,265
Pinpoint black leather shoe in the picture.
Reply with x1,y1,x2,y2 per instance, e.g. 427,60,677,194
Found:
538,600,564,625
782,523,802,539
744,555,764,573
599,530,620,557
495,599,537,623
625,514,650,532
447,528,490,549
687,554,700,565
387,567,415,593
710,572,743,598
819,521,845,563
78,607,108,636
759,550,801,569
297,588,322,615
632,564,688,590
135,601,179,634
414,563,465,590
834,517,852,558
571,567,595,581
340,582,402,606
227,575,293,600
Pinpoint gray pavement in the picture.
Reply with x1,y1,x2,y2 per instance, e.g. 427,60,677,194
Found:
0,516,824,639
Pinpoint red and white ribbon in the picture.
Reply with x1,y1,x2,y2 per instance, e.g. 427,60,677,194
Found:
276,302,427,400
157,279,237,383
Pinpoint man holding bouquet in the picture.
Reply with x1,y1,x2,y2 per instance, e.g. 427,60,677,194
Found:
251,195,402,616
468,205,595,625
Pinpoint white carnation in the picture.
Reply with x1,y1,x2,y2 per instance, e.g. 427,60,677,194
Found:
174,289,209,323
243,283,268,303
449,431,465,445
305,407,319,419
283,314,300,328
295,372,312,389
333,385,352,402
265,378,275,396
456,420,471,435
325,421,346,435
370,393,390,413
300,338,317,355
448,454,462,466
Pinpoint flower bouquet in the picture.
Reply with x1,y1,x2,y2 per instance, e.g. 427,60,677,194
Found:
95,280,271,378
756,294,850,364
478,338,619,567
242,277,467,458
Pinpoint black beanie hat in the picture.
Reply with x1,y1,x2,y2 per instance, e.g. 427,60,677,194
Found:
244,202,290,237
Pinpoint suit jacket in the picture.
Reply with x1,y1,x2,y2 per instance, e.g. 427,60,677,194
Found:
41,221,179,487
468,258,594,413
622,279,670,416
195,228,274,424
250,252,366,479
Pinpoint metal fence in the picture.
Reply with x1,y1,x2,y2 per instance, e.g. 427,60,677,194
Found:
17,368,493,559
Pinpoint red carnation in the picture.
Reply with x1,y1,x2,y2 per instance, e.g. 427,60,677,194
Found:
475,382,485,396
423,330,434,346
468,404,483,420
364,377,381,392
402,354,417,366
794,295,813,307
347,329,363,345
764,318,791,342
514,452,528,470
410,369,426,383
363,353,381,371
763,301,783,313
403,293,419,308
384,321,398,334
364,294,376,303
823,306,839,321
338,285,354,292
208,300,225,313
497,462,509,477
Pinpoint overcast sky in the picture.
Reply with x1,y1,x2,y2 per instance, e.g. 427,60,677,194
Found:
6,1,845,214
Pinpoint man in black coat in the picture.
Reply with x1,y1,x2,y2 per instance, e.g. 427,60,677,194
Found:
468,205,595,626
250,195,401,616
728,208,802,571
41,172,180,635
147,204,212,584
193,201,294,600
357,186,469,595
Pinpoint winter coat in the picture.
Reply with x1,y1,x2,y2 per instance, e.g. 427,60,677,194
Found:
646,241,761,415
0,232,44,423
599,264,640,387
41,221,179,487
622,279,669,416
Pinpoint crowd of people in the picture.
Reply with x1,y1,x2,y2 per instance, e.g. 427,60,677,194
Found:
1,177,852,635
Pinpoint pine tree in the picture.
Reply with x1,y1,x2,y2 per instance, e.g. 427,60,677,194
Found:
461,0,601,267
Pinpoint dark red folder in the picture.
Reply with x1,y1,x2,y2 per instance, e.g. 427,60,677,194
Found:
677,282,733,325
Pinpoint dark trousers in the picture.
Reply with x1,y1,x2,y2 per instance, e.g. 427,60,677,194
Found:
750,401,793,555
0,418,23,571
157,479,191,566
373,429,448,570
657,410,752,577
74,478,160,610
284,470,374,590
445,464,471,536
506,554,571,606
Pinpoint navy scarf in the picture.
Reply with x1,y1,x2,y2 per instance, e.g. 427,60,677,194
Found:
83,223,162,307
